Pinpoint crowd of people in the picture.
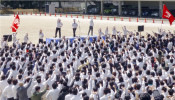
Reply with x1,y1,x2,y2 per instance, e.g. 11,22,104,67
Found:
0,27,175,100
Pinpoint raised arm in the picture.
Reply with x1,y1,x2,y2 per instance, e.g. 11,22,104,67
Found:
25,78,32,89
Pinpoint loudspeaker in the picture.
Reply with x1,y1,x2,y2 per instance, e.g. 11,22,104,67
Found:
3,35,12,42
138,25,144,32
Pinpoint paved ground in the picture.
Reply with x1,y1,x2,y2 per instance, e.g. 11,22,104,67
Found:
0,14,175,45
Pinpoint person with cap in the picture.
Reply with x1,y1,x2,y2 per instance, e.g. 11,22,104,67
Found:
39,29,44,43
55,18,63,38
88,18,94,36
72,19,78,37
16,78,33,100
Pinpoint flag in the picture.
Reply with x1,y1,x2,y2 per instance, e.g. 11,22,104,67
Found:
162,4,175,25
11,14,20,32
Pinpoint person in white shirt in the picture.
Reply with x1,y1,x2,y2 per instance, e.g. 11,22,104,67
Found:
12,79,19,100
2,79,14,100
105,27,109,36
12,33,17,44
0,75,8,100
88,18,94,36
112,26,117,37
72,19,78,37
122,26,129,37
55,19,63,38
39,29,44,43
98,28,104,36
24,33,29,43
46,82,62,100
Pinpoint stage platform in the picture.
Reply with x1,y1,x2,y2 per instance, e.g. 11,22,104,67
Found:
46,35,106,44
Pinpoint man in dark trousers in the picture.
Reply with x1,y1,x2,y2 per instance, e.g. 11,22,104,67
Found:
72,19,78,37
55,18,63,38
16,78,32,100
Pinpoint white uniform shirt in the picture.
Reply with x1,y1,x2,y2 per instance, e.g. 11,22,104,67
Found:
57,22,63,28
2,85,14,98
0,80,8,94
72,22,78,29
89,20,94,27
12,85,19,99
39,32,44,39
112,29,117,35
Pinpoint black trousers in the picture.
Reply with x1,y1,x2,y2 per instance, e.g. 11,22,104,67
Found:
39,39,43,43
88,26,93,36
7,98,14,100
55,28,61,38
73,28,77,37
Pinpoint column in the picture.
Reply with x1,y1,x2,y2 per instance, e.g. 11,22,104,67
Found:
138,0,141,17
118,1,122,16
101,0,103,15
159,1,163,17
85,0,87,14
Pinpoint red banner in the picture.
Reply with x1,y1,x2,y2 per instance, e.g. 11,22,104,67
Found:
162,4,175,25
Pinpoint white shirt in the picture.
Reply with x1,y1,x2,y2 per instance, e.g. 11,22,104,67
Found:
7,69,18,79
89,20,94,26
2,85,14,98
65,94,73,100
46,85,62,100
0,80,8,94
72,22,78,29
57,22,63,28
70,95,82,100
100,95,108,100
12,85,19,99
112,29,117,35
39,32,44,39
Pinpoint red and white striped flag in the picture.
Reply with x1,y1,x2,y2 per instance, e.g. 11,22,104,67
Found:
11,14,20,32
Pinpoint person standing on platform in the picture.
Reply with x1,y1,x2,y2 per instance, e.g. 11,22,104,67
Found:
24,33,29,44
105,27,109,36
39,30,44,43
72,19,78,37
55,19,63,38
88,18,94,36
12,33,17,44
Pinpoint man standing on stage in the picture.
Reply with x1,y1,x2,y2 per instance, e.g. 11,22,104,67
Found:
55,18,63,38
88,18,94,36
72,19,78,37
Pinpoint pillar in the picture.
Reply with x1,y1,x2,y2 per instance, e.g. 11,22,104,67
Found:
101,0,103,15
159,1,163,18
118,1,122,16
85,0,87,14
138,1,141,17
59,1,62,8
